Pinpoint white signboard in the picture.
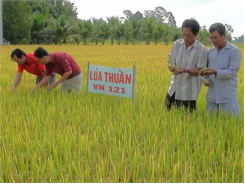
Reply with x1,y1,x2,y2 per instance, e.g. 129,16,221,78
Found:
86,62,136,103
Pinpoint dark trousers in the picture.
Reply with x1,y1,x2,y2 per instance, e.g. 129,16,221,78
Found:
165,92,196,112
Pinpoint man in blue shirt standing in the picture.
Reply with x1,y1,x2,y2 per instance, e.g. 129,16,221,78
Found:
203,23,242,116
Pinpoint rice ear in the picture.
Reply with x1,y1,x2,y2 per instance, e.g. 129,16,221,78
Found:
197,68,207,76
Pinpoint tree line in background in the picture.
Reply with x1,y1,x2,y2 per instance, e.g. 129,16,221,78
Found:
2,0,243,45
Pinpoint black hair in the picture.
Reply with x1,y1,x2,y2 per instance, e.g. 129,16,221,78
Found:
34,47,49,58
209,23,226,35
181,19,200,35
11,48,26,60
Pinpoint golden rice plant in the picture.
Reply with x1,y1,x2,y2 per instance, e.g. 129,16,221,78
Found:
0,44,243,182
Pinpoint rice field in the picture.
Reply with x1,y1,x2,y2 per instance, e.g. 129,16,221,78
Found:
0,44,244,182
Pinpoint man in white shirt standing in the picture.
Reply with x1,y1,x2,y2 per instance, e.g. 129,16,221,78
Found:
165,19,207,112
203,23,241,116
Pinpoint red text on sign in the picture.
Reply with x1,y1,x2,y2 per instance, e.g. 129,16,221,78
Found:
109,86,126,94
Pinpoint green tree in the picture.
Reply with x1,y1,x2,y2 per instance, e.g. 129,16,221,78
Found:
166,12,176,27
153,6,168,24
153,24,167,45
31,6,50,44
43,0,77,20
224,24,234,42
115,23,125,45
107,16,120,45
123,10,144,22
163,34,172,45
122,6,176,45
133,11,144,20
122,10,144,44
144,10,155,19
2,0,32,44
77,19,93,45
122,10,133,22
50,15,79,45
224,24,234,35
27,0,48,13
130,19,143,45
124,20,132,45
38,27,55,44
31,13,46,44
28,0,78,23
169,26,182,42
142,18,156,45
56,0,77,19
91,18,103,45
144,7,176,26
197,26,210,46
99,21,111,45
233,35,244,43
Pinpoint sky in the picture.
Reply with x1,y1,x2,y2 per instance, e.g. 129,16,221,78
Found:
70,0,244,38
